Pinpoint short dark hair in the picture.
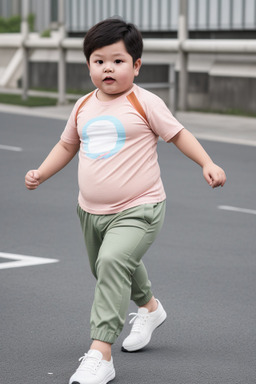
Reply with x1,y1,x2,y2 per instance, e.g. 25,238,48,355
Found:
83,18,143,64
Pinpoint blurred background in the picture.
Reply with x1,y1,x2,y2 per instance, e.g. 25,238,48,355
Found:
0,0,256,113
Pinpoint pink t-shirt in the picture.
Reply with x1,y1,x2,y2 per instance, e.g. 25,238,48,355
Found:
61,84,184,214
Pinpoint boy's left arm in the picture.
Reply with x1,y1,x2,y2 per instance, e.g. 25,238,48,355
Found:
169,128,226,188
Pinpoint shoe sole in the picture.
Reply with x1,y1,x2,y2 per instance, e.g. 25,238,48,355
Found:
70,368,115,384
121,313,167,353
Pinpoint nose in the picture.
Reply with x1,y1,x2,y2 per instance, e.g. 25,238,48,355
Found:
104,65,113,73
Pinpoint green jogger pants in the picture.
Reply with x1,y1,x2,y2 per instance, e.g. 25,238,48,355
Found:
77,200,166,344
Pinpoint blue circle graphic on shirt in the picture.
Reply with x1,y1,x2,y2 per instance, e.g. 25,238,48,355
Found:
82,116,126,159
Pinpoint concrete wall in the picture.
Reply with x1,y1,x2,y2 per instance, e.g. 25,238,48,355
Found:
28,62,92,91
28,59,256,114
209,76,256,113
28,62,168,88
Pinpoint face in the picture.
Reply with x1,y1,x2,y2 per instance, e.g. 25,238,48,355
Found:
87,40,141,101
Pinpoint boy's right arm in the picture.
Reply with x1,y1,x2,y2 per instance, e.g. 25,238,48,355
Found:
25,139,80,190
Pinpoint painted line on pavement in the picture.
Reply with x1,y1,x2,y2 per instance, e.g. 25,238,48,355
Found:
218,205,256,215
194,134,256,147
0,144,23,152
0,252,59,270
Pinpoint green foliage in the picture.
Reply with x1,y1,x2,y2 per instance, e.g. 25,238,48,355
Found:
0,93,58,107
0,15,21,33
40,29,51,38
0,13,35,33
27,13,35,32
190,108,256,118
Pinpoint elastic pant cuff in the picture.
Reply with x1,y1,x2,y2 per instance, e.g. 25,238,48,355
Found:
134,291,153,307
91,328,120,344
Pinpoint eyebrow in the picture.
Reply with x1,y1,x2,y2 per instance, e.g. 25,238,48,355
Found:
92,52,126,58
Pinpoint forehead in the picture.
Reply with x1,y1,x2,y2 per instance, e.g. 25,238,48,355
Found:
91,40,129,57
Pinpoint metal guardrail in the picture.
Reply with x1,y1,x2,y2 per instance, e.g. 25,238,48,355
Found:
2,35,256,53
182,39,256,53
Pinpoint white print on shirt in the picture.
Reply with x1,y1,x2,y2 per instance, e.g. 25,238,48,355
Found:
82,115,126,159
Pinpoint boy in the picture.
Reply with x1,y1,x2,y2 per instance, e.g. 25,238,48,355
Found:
25,18,226,384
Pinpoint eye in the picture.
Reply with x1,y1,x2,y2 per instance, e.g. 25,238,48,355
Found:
115,59,123,64
96,60,103,64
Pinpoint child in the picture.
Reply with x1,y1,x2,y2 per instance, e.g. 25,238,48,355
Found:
25,18,226,384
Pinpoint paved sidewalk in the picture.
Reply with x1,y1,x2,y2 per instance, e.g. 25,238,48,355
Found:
176,111,256,147
0,102,256,146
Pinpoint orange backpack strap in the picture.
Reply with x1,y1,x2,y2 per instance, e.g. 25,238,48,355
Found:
75,90,95,125
126,91,149,124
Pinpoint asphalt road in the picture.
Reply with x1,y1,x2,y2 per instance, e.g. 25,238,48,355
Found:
1,111,256,384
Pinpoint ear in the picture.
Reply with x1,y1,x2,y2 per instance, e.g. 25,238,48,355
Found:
134,58,142,77
86,61,91,76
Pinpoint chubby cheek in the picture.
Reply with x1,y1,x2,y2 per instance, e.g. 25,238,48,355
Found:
118,71,134,87
87,64,99,83
89,71,101,87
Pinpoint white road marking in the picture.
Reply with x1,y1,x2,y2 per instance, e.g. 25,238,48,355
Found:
218,205,256,215
0,252,59,270
194,134,256,147
0,144,23,152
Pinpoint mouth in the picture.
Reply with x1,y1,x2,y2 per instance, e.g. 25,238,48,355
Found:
103,77,115,83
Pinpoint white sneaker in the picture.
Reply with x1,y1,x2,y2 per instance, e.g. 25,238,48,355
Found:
122,299,167,352
69,350,115,384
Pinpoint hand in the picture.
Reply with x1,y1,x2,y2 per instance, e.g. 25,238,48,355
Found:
203,162,226,188
25,170,41,190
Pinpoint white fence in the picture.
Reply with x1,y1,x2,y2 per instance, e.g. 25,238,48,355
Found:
1,0,256,32
66,0,256,32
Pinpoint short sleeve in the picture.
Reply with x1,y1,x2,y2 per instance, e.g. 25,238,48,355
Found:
141,90,184,142
60,97,84,145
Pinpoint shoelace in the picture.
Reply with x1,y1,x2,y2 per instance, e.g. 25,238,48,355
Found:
128,312,149,332
77,353,101,373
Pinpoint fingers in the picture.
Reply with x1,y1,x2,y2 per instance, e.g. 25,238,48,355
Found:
25,170,40,190
211,177,225,188
203,164,226,189
211,168,226,188
204,172,214,187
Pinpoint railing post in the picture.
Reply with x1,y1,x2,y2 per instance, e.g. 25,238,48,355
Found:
178,0,188,110
58,0,67,105
21,0,29,101
168,63,176,114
